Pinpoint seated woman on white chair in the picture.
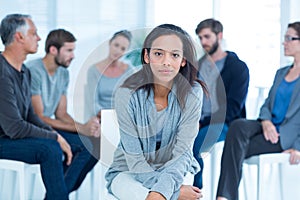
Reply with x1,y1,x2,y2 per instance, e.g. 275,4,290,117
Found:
105,24,207,200
216,21,300,200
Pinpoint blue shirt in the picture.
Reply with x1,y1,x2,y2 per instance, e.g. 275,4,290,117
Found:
26,58,69,117
198,56,226,120
272,78,299,131
86,64,135,118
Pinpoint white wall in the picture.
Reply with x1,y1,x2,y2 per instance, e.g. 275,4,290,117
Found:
0,0,151,122
2,0,299,120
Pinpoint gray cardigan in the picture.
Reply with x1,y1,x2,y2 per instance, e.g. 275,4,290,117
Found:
259,65,300,150
105,82,203,200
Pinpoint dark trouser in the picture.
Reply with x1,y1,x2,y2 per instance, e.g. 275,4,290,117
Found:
216,119,283,200
0,137,69,200
193,123,228,189
56,130,98,193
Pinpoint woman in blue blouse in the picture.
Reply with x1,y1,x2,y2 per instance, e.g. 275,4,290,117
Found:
105,24,207,200
217,21,300,200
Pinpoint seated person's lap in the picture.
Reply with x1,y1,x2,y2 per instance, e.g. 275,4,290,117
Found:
194,123,228,156
0,137,62,163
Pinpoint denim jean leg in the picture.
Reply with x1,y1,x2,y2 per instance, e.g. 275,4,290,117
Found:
0,138,68,200
56,130,97,193
193,127,207,188
193,123,228,189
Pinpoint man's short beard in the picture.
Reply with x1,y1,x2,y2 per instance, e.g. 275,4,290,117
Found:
55,56,68,68
208,39,219,55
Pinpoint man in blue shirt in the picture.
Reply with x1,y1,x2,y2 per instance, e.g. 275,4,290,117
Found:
26,29,100,193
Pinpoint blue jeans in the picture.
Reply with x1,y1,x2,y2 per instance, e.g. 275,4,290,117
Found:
56,130,98,192
0,137,69,200
192,123,228,189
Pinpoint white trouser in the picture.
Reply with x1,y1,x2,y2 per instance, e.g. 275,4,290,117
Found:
111,172,149,200
111,172,194,200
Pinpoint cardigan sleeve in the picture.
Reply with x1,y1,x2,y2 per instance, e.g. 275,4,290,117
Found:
114,88,156,173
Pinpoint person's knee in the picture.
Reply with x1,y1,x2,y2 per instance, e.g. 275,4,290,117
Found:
111,173,149,200
226,119,248,141
38,139,63,162
69,134,93,153
82,136,94,152
230,119,248,129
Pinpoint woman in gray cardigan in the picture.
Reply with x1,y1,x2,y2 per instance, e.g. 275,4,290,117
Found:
217,21,300,200
105,24,207,200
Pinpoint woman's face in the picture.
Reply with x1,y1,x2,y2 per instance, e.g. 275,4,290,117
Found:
283,27,300,57
144,34,186,86
109,35,130,61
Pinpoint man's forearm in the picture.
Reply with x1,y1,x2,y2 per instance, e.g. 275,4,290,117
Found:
40,115,77,132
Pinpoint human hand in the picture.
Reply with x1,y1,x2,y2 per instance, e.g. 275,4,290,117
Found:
97,111,101,121
178,185,202,200
79,116,101,137
261,120,279,144
145,191,166,200
56,134,73,165
283,149,300,165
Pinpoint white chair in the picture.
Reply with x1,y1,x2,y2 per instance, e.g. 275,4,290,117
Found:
0,158,80,200
243,153,291,200
99,109,120,200
209,141,225,199
70,110,119,200
200,141,224,200
0,159,41,200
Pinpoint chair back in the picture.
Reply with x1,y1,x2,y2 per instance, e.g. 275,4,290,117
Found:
100,109,120,167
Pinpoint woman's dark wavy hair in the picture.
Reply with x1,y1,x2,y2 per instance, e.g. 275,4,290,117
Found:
121,24,207,107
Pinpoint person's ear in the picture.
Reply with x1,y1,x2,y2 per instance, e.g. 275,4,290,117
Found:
49,46,58,55
181,58,186,67
144,50,150,64
217,32,223,40
15,32,25,43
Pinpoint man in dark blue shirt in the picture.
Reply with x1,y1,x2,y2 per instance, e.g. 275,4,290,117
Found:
0,14,72,200
193,18,250,189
